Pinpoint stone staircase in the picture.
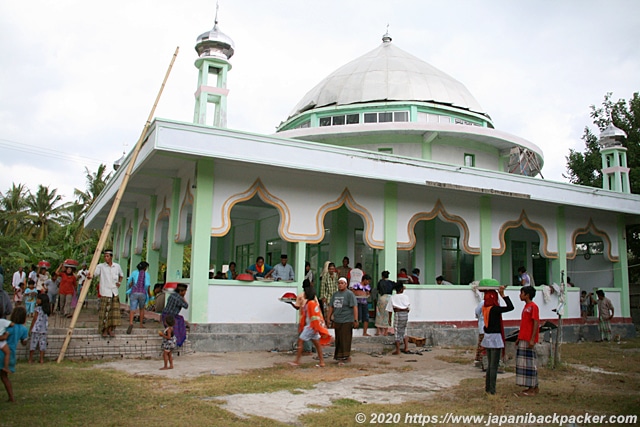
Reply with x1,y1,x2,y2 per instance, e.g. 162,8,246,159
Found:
16,300,192,361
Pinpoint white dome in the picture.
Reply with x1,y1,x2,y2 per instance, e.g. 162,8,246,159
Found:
288,39,486,119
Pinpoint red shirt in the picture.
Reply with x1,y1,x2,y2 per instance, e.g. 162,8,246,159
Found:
59,272,77,295
517,301,539,343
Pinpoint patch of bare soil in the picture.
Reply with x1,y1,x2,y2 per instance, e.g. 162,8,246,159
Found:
95,348,507,424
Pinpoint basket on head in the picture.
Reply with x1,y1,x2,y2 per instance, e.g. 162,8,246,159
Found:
37,260,51,269
478,278,501,291
63,259,79,269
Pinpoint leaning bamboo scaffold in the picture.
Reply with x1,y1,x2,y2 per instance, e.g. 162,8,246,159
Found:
57,47,180,363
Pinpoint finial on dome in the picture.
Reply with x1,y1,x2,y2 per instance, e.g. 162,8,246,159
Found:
195,1,235,60
382,24,392,43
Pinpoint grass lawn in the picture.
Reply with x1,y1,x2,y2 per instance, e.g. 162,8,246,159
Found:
1,338,639,426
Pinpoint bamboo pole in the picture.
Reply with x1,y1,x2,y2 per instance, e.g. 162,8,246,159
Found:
57,47,179,362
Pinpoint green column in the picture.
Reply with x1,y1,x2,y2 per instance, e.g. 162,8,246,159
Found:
190,160,215,323
424,220,436,284
330,205,349,264
147,195,160,283
296,242,306,284
615,214,630,318
383,183,398,276
551,206,568,315
166,178,184,282
478,196,492,280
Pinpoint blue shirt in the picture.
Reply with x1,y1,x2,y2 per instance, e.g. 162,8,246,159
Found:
6,324,28,372
248,263,273,278
271,263,294,281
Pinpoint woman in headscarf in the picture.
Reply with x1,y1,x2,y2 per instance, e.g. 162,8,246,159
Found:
480,280,514,395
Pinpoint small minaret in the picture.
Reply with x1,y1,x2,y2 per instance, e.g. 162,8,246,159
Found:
193,5,234,128
599,123,631,193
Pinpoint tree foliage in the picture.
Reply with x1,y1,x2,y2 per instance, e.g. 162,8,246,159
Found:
0,164,111,292
565,92,640,280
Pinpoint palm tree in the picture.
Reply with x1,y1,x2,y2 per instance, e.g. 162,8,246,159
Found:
0,183,29,236
74,164,112,216
25,185,67,241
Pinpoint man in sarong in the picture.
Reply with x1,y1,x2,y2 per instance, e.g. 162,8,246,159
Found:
90,250,124,338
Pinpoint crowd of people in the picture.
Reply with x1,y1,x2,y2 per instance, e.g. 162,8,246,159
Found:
0,253,620,401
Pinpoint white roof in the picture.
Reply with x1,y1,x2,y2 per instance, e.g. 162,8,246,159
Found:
289,40,486,118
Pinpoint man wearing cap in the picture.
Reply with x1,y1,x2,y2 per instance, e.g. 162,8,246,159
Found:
89,250,124,338
268,254,295,281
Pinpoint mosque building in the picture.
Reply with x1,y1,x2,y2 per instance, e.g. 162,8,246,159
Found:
85,18,639,350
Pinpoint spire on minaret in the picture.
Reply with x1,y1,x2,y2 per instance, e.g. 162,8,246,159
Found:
193,2,234,128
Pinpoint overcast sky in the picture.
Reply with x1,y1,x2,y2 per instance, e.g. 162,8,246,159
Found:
1,0,639,204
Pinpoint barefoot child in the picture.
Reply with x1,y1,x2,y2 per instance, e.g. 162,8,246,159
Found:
159,314,177,370
290,286,330,367
29,294,50,364
386,282,410,355
2,307,28,402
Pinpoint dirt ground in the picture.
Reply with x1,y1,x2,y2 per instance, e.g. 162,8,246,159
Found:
96,347,506,424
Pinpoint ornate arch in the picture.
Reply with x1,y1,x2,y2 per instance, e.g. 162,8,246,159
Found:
314,188,382,248
400,199,478,254
152,196,170,251
567,218,617,262
212,180,381,247
176,179,194,243
493,210,556,258
134,209,149,255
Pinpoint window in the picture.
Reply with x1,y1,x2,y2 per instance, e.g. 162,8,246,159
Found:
332,115,345,125
319,114,360,127
346,114,359,124
441,236,473,285
379,112,393,122
364,113,377,123
576,241,604,255
394,111,409,122
464,153,475,167
235,243,255,274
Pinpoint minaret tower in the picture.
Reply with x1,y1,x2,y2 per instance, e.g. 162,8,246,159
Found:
599,123,631,193
193,4,234,128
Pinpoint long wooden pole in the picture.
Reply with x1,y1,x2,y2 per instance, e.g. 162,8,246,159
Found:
57,47,179,362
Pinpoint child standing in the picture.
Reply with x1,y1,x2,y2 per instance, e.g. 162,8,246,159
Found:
24,279,38,317
159,314,177,370
2,307,28,402
386,282,410,355
516,286,540,396
29,294,50,364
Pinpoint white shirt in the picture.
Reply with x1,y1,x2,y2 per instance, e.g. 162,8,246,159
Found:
12,271,25,289
94,262,124,297
78,269,88,285
349,268,364,286
386,293,411,312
